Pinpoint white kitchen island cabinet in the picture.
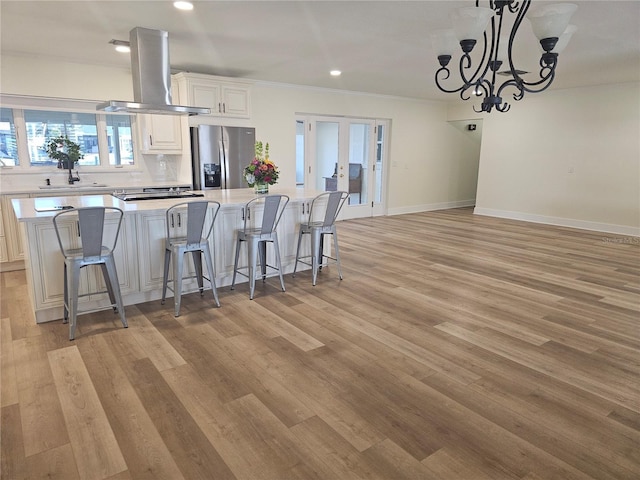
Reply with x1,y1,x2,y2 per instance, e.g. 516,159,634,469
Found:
12,187,317,323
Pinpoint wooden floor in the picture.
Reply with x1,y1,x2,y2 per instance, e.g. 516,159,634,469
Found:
1,208,639,480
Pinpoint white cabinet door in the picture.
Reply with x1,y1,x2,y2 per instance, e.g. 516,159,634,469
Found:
137,114,183,154
174,72,251,118
0,201,8,263
191,82,222,114
1,194,28,261
213,206,245,279
0,239,8,263
28,219,91,309
137,212,168,291
137,211,202,292
220,84,251,117
89,215,139,298
279,201,307,268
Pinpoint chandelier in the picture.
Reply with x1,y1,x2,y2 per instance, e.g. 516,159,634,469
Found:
431,1,577,113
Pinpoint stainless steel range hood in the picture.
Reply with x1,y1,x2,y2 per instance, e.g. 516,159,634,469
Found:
97,27,210,115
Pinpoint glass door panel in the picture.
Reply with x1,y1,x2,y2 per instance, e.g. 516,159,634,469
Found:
315,121,340,192
347,122,370,206
295,120,305,186
303,115,388,219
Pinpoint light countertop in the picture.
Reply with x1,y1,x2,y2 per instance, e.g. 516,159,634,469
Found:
12,187,322,221
1,181,191,196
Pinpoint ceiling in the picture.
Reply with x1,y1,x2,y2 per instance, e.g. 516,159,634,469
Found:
1,1,639,101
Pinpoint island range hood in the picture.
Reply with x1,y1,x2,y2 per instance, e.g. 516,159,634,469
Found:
97,27,210,115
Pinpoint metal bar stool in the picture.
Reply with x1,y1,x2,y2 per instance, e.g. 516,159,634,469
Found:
231,194,289,299
53,206,127,340
162,201,221,316
293,191,348,285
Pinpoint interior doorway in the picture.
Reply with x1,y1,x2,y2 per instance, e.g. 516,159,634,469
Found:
447,119,482,204
296,115,389,219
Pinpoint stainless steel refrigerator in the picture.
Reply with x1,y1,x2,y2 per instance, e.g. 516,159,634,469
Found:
191,125,256,190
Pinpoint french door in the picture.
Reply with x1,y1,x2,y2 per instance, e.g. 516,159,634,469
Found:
298,115,388,219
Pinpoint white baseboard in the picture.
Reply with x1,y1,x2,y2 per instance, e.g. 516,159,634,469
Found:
473,207,640,236
387,199,475,216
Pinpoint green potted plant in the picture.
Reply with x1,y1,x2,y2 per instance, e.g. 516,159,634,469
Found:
45,135,84,170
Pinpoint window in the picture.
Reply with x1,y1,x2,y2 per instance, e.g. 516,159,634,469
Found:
0,108,18,166
24,110,99,166
106,114,134,165
0,103,135,169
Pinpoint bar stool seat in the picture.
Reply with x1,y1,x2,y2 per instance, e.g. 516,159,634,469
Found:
294,191,348,285
53,206,127,340
231,194,289,299
162,201,221,316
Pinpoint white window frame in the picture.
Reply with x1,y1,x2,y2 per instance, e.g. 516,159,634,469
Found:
0,94,139,173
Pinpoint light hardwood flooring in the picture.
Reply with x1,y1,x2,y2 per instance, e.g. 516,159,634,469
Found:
1,207,639,480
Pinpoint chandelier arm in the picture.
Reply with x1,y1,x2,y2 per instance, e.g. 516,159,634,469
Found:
505,0,531,87
496,78,524,101
507,0,520,14
435,67,468,94
489,7,506,92
518,69,556,93
458,19,492,89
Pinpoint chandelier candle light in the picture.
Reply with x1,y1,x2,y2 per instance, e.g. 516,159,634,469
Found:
244,141,279,194
431,0,577,112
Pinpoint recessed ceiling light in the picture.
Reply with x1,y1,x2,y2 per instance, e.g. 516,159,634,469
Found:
174,1,194,10
330,70,342,77
109,39,130,53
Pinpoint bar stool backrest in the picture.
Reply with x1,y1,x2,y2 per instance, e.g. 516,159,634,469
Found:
309,191,349,227
53,207,123,260
166,201,220,247
244,195,290,235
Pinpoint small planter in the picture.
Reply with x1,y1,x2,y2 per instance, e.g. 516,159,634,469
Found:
59,160,76,170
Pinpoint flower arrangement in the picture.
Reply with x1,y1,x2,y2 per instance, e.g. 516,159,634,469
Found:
45,135,84,170
244,141,279,192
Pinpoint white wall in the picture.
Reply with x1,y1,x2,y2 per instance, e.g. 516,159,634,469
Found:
448,82,640,234
1,55,133,101
14,53,636,233
251,82,479,213
1,53,479,214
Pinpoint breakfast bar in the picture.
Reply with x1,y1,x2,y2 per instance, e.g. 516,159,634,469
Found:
12,187,320,323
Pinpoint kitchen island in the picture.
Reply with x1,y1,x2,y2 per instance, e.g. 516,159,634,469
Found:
12,187,321,323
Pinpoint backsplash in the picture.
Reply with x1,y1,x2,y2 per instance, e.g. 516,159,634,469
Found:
0,154,187,193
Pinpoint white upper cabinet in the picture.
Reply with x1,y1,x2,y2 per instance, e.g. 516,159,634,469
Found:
136,114,183,154
173,72,252,119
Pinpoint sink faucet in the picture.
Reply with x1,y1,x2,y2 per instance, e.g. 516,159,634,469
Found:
68,167,80,185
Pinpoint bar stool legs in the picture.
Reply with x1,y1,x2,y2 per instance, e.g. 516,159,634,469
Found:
162,244,220,317
293,191,348,286
231,195,289,300
232,234,286,300
54,206,128,341
161,201,221,317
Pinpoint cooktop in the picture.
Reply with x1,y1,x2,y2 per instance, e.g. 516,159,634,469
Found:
111,190,205,201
